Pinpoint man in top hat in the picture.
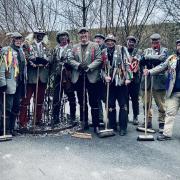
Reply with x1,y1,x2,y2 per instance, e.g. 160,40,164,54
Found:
51,31,76,126
144,39,180,140
67,27,102,134
126,36,141,125
101,34,132,136
0,32,26,135
139,33,168,132
19,28,50,130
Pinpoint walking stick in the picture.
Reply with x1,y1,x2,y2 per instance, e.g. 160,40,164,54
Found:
0,92,12,141
137,66,154,141
33,66,40,134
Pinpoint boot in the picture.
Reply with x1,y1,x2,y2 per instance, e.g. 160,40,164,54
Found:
52,114,60,125
119,106,128,132
119,129,127,136
159,122,164,133
91,108,100,132
139,121,152,129
94,126,100,134
157,134,171,141
80,105,88,130
133,116,139,125
69,102,76,125
79,121,89,130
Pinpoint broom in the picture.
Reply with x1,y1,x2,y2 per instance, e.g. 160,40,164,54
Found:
137,72,155,133
33,66,40,135
71,72,92,139
137,68,154,141
0,92,12,142
98,61,115,138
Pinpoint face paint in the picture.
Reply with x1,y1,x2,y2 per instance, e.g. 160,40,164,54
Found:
58,35,68,46
151,40,160,51
127,39,136,50
105,40,115,48
35,34,44,42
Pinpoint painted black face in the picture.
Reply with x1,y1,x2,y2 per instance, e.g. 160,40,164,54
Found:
36,34,44,42
127,39,136,49
58,35,68,44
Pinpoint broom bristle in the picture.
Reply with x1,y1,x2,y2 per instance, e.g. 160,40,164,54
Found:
137,135,155,141
0,135,12,142
98,129,115,138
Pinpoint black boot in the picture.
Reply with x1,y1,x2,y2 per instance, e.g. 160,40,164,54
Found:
157,134,171,141
119,106,128,133
159,122,164,133
69,102,76,125
80,105,88,130
133,116,139,125
119,129,127,136
94,126,100,134
91,107,100,133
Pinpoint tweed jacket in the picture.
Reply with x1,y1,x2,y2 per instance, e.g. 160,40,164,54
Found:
140,46,168,90
149,54,180,98
67,41,102,84
27,39,51,84
0,46,26,94
101,45,132,86
51,44,72,75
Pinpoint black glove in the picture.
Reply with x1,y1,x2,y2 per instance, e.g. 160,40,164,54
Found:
78,62,89,72
0,85,7,93
35,57,49,66
64,62,72,71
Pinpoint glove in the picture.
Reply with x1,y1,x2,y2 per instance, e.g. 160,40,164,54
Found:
35,57,49,66
0,85,7,93
64,62,72,71
78,62,89,71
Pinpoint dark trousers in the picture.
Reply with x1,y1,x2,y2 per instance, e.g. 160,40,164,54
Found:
19,81,46,127
52,74,76,123
98,80,105,122
0,93,14,132
127,81,140,118
108,83,128,131
9,82,25,131
74,75,100,128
